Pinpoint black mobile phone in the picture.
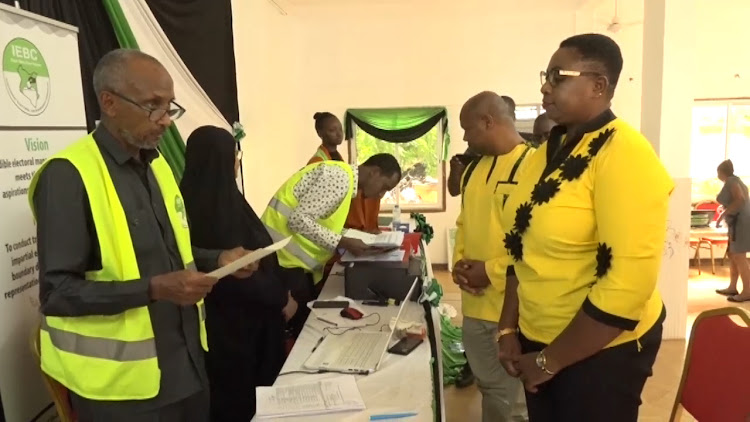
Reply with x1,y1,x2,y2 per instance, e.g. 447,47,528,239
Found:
311,300,349,309
454,154,475,166
387,337,424,356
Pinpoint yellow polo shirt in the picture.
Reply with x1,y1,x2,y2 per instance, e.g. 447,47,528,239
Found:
501,110,672,347
453,143,535,322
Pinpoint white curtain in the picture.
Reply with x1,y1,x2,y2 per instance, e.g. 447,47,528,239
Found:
116,0,231,140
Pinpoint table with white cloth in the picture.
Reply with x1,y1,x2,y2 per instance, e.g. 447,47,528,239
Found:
252,255,446,422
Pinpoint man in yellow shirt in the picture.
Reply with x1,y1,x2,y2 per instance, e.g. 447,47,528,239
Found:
453,91,533,421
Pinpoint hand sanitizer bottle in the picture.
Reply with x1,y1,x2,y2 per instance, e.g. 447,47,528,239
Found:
392,204,401,231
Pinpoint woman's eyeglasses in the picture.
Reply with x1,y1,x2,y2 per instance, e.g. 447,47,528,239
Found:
236,150,243,160
109,91,186,122
540,69,602,87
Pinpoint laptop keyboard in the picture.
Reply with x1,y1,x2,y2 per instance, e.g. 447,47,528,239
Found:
335,333,383,368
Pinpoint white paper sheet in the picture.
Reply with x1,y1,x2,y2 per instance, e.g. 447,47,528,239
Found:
340,249,405,263
207,237,291,279
255,375,365,419
343,229,404,248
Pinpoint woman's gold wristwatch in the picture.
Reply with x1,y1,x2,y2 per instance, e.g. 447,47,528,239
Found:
536,349,556,375
495,327,518,342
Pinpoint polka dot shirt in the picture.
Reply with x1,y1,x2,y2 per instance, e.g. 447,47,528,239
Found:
288,164,358,251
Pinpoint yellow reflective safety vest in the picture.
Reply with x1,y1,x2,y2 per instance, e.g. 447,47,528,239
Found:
313,146,329,162
27,134,208,401
261,161,354,283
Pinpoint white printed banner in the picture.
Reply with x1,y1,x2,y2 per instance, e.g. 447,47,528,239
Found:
0,4,87,421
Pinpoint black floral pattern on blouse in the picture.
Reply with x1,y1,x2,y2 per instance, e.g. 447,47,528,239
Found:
531,178,562,205
588,127,615,157
559,154,590,181
504,231,524,262
514,202,534,234
505,126,617,262
595,242,613,278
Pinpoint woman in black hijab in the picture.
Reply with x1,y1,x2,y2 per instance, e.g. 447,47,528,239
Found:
181,126,297,421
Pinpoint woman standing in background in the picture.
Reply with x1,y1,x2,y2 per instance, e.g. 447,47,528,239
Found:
308,111,345,164
181,126,297,421
715,159,750,302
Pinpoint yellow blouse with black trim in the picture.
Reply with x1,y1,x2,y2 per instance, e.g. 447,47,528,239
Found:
453,143,535,322
501,110,673,348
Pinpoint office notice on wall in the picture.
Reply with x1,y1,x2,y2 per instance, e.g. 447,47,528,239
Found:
0,4,87,421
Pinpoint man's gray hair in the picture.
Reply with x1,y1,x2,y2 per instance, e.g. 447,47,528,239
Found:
92,49,161,100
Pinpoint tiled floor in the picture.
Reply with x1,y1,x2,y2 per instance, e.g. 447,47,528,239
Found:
437,265,750,421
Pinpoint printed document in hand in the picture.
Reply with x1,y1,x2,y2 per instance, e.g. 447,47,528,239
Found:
207,237,291,279
255,375,366,419
343,229,404,248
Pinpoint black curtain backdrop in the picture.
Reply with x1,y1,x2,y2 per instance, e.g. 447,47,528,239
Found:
1,0,120,131
146,0,240,124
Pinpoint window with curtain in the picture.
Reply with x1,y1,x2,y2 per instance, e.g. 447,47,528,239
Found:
345,107,449,212
691,99,750,203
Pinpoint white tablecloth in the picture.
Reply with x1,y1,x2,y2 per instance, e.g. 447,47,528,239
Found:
253,264,444,422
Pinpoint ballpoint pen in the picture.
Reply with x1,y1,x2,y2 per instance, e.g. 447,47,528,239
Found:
311,336,325,353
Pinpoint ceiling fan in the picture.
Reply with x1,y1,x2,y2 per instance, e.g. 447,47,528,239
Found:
601,0,642,33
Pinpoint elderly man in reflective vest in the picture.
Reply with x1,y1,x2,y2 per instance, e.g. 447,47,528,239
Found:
29,49,257,422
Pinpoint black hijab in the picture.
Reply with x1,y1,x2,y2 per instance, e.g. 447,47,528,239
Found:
181,126,272,252
181,126,285,309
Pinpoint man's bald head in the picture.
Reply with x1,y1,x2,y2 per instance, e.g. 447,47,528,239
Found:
461,91,515,124
532,112,556,145
459,91,521,155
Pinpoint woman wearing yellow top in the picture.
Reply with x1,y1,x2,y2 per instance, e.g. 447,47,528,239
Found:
496,34,673,421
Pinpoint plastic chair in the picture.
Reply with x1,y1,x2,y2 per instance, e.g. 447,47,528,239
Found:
29,319,76,422
670,307,750,422
694,200,722,222
699,235,729,272
689,237,713,275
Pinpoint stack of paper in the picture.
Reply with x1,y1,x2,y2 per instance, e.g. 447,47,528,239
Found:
340,249,405,263
343,229,404,248
256,376,366,419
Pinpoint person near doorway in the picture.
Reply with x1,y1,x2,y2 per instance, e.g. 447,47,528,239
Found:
29,49,257,422
530,113,555,146
453,91,534,421
715,159,750,302
308,112,344,164
497,34,672,421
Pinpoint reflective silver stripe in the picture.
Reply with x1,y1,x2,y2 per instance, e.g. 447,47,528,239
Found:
41,318,157,362
198,301,206,322
268,197,294,218
185,261,197,271
265,224,321,269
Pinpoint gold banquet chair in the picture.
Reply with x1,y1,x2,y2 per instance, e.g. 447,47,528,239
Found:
30,319,76,422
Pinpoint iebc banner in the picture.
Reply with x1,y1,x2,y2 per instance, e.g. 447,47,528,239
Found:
0,4,87,421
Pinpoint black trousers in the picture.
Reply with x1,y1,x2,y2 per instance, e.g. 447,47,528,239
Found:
71,389,209,422
284,267,316,338
519,309,665,422
205,304,286,422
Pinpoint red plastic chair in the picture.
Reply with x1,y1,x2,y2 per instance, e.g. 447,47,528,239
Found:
670,307,750,422
694,200,722,222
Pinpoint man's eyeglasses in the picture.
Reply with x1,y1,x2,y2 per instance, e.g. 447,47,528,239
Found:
109,91,186,122
540,69,602,87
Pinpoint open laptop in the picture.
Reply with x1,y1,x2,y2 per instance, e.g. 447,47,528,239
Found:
303,277,420,374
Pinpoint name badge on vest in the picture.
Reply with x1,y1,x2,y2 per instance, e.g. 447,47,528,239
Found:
174,195,189,228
